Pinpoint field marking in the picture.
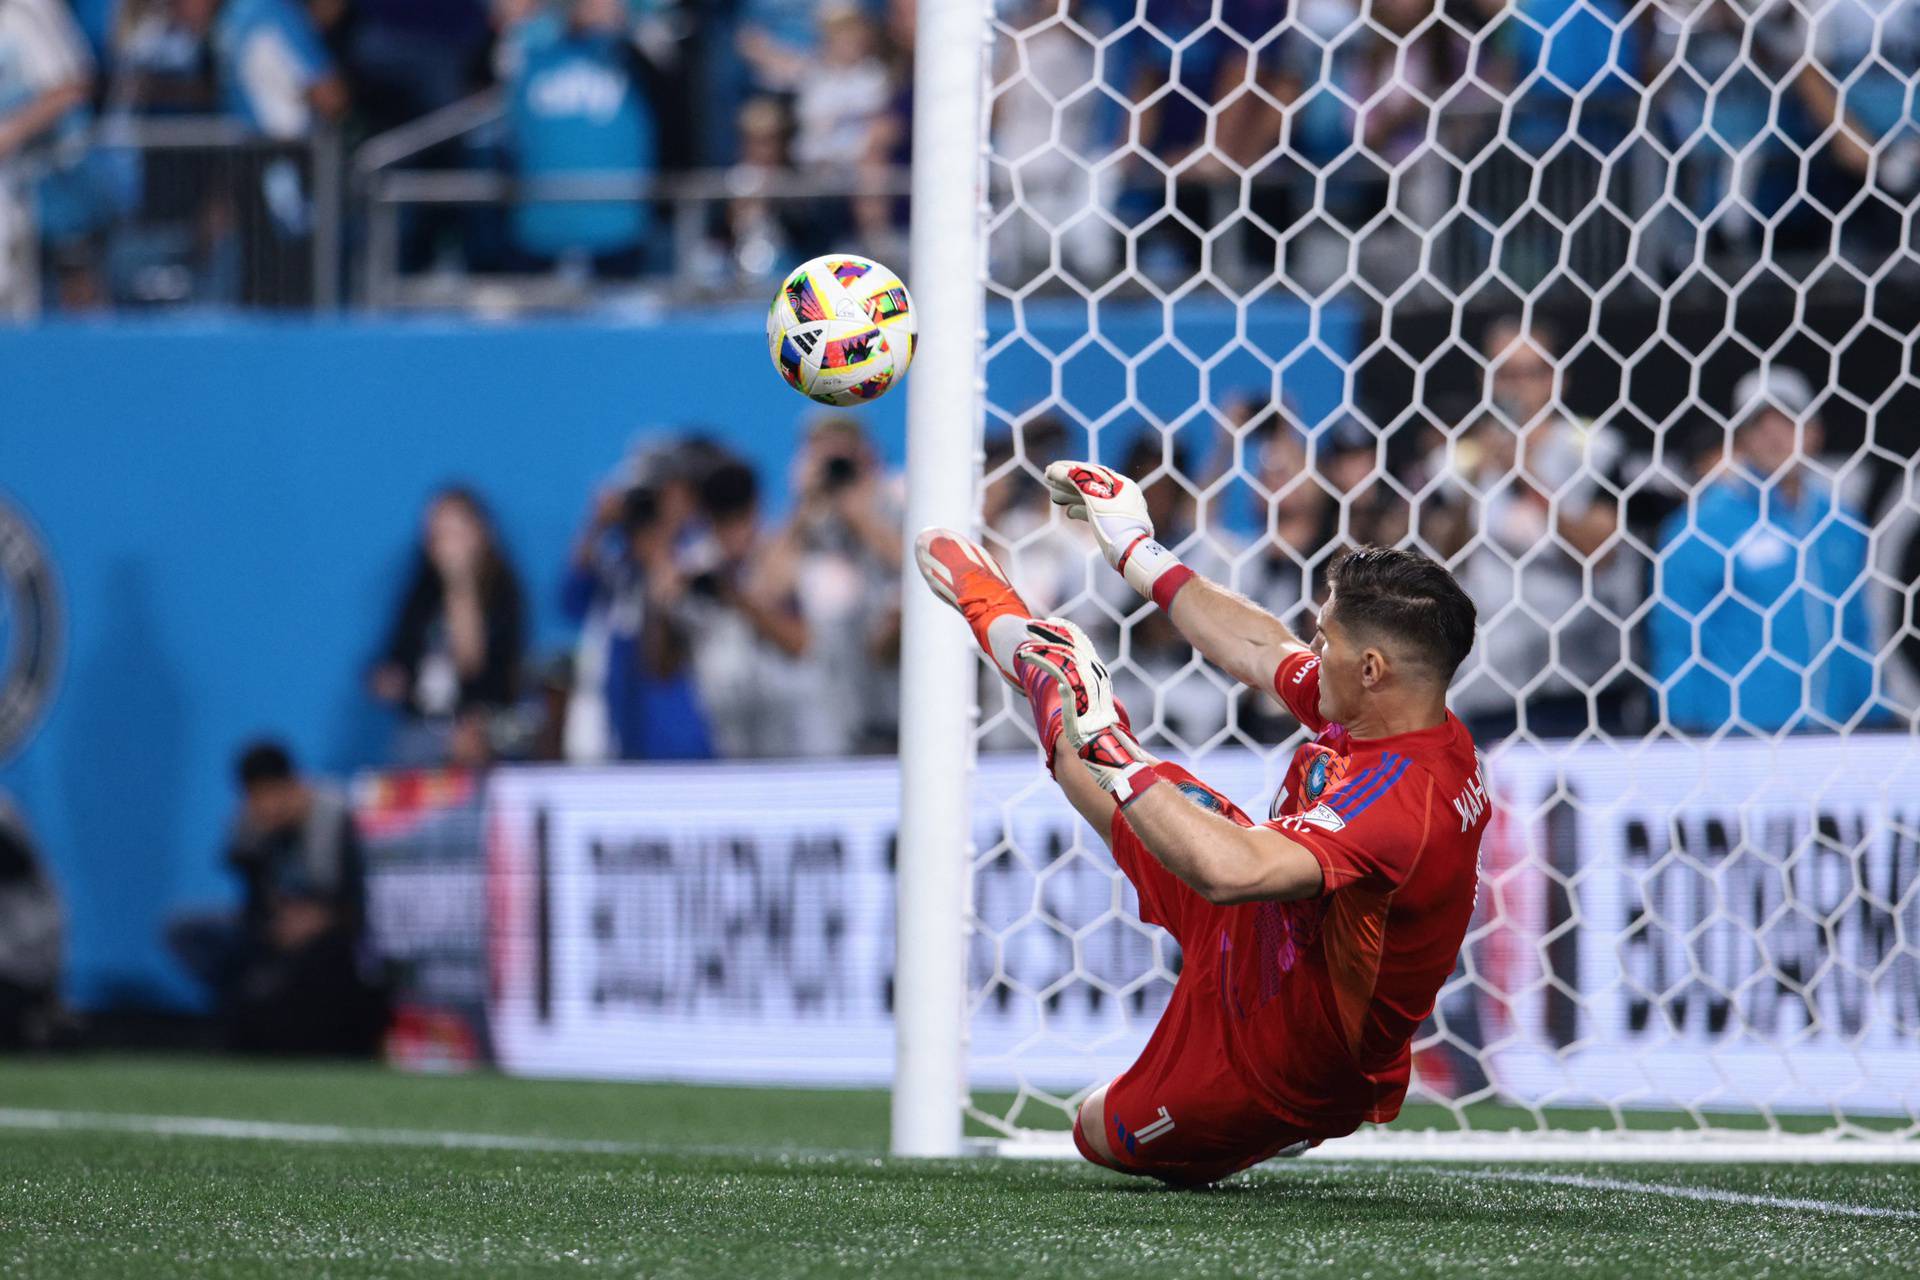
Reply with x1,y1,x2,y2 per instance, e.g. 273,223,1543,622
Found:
1302,1161,1920,1222
7,1107,1917,1222
0,1106,858,1163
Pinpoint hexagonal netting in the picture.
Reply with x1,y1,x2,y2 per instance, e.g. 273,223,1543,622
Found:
954,0,1920,1156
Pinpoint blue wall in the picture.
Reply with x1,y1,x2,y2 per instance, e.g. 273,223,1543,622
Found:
0,299,1353,1009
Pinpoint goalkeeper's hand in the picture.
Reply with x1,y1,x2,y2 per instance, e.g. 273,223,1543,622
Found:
1043,461,1193,607
1014,618,1163,805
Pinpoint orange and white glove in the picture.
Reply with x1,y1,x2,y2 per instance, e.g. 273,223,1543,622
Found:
1043,461,1195,610
1014,618,1168,805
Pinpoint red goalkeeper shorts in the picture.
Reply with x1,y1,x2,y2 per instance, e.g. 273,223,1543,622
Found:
1071,765,1322,1186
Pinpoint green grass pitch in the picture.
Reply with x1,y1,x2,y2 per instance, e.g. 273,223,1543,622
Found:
1,1056,1915,1278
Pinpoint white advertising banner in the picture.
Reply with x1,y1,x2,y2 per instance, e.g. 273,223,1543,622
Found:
482,738,1920,1112
485,756,1265,1087
1467,735,1920,1115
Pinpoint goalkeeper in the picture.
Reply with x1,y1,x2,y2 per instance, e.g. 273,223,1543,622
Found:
915,463,1488,1186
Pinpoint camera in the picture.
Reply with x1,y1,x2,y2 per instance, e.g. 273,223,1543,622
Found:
820,454,860,493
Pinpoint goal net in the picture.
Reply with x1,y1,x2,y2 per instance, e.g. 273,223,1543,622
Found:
890,0,1920,1160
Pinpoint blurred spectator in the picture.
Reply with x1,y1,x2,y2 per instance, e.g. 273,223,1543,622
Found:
1478,0,1644,153
784,414,903,755
210,0,346,305
1652,1,1789,260
1439,319,1629,739
1238,408,1331,625
101,0,225,305
0,0,95,318
371,487,527,768
213,0,346,137
168,741,382,1054
1104,433,1244,750
108,0,217,116
676,458,812,758
1650,367,1882,735
1789,0,1920,206
989,0,1115,281
337,0,490,138
703,95,817,283
791,1,890,170
505,0,655,277
563,462,714,760
735,0,822,94
981,415,1094,616
1316,416,1409,549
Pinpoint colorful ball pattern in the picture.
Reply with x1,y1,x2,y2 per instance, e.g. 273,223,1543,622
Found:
765,254,916,406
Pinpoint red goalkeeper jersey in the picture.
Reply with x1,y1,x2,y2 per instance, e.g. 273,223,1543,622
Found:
1225,650,1489,1130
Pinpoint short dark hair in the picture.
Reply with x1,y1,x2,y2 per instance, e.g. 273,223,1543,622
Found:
1325,546,1476,681
236,740,295,790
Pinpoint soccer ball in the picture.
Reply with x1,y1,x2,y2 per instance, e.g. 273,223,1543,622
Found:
766,254,916,406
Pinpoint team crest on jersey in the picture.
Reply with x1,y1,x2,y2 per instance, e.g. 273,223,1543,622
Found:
1304,753,1331,804
1176,781,1226,814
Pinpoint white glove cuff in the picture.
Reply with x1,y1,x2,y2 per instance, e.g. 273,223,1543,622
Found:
1115,533,1187,603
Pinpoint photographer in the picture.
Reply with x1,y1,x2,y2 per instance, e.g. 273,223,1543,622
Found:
561,473,714,761
781,415,903,755
167,742,383,1055
678,460,811,758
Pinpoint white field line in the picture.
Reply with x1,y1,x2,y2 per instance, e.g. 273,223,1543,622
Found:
1297,1162,1920,1222
6,1107,1917,1223
0,1106,852,1162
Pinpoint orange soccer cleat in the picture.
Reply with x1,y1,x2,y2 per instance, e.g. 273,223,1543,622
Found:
914,527,1034,688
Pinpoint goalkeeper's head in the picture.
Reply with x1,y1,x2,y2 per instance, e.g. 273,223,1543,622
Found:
1313,546,1477,724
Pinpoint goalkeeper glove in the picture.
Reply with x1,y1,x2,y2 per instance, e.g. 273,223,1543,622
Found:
1043,461,1195,610
1014,618,1168,806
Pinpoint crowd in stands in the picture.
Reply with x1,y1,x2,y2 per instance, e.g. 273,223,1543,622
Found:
3,0,1917,309
993,0,1920,291
313,323,1898,779
354,413,906,769
980,323,1897,755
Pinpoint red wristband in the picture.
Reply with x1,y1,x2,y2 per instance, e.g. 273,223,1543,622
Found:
1116,762,1179,807
1150,564,1196,612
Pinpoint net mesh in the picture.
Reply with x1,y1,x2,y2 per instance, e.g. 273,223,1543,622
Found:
960,0,1920,1150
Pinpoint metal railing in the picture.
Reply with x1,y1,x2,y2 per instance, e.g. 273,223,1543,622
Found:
8,116,342,315
355,90,912,310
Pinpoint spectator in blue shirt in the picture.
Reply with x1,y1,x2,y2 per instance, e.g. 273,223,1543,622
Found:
505,0,655,277
210,0,344,305
735,0,824,94
561,470,714,762
213,0,345,138
1650,368,1883,735
1484,0,1644,154
0,0,97,315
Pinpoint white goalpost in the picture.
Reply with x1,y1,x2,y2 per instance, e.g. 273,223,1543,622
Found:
894,0,1920,1161
892,0,991,1158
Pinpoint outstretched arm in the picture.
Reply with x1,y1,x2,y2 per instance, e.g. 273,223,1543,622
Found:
1044,461,1309,695
1163,574,1310,697
1121,782,1322,904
